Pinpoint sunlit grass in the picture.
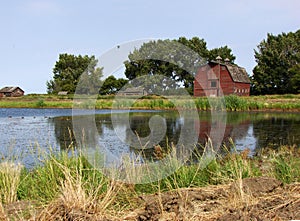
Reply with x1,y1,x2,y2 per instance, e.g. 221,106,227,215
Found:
0,162,23,204
0,94,300,110
0,141,299,219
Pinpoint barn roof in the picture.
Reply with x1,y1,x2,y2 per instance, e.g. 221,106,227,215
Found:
0,86,24,93
208,61,250,84
225,64,250,83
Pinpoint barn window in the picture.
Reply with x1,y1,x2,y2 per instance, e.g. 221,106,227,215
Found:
211,81,217,88
221,66,226,70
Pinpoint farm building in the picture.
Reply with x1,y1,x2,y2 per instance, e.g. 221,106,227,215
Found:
0,86,24,97
194,58,250,97
118,87,148,96
57,91,68,96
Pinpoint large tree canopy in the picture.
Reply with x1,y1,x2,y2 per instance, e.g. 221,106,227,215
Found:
124,37,236,94
251,30,300,95
47,54,103,94
99,75,128,95
207,46,236,63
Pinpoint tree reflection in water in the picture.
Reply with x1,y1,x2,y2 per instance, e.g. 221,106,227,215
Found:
50,112,300,161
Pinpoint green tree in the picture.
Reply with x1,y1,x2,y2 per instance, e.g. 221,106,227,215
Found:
251,30,300,95
47,54,103,94
99,75,128,95
207,46,236,63
177,36,209,58
124,38,208,94
124,37,236,94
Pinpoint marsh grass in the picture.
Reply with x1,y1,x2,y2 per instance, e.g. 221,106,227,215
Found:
0,162,23,204
133,142,262,196
0,201,6,221
268,145,300,183
0,141,299,220
1,94,300,110
18,150,107,203
14,148,130,220
35,159,121,220
225,95,248,111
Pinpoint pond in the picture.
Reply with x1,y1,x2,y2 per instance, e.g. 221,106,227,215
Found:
0,108,299,168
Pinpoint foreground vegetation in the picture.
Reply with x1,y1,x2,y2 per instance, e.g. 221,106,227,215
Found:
0,94,300,111
0,144,299,220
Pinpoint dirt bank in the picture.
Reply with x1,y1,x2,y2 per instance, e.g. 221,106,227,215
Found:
3,177,299,220
122,177,299,221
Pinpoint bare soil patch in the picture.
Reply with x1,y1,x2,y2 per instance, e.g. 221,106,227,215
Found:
123,177,300,221
3,177,300,220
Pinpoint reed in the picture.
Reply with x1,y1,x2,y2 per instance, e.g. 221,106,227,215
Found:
0,162,23,204
269,145,300,183
0,201,6,221
35,158,121,220
1,94,300,110
0,139,299,219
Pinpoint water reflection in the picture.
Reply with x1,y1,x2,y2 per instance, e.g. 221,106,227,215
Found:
50,111,300,159
1,109,300,168
252,113,300,149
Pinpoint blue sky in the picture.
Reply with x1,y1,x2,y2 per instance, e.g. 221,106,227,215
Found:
0,0,299,93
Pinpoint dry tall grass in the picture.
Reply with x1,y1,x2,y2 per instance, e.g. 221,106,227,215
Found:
0,201,7,221
35,159,122,221
0,162,23,204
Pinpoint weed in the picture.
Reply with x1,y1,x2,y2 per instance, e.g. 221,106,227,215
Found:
0,162,23,204
0,140,299,220
35,99,46,108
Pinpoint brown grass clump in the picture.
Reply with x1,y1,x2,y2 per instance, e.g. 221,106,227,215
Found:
0,201,7,221
35,163,121,221
0,162,23,204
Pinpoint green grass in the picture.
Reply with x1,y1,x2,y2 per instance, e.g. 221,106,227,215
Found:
0,142,299,219
1,94,300,110
17,151,107,204
268,146,300,184
0,162,23,204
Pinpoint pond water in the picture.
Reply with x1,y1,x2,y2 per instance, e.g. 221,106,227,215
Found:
0,108,299,168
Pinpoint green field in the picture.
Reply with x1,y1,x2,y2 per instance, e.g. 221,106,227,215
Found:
0,94,300,111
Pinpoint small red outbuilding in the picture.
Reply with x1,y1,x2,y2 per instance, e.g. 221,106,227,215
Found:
194,60,250,97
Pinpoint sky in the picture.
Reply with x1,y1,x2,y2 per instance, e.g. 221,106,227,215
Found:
0,0,299,94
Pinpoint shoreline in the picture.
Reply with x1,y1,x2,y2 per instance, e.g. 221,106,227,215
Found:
0,94,300,112
1,106,300,113
0,145,299,220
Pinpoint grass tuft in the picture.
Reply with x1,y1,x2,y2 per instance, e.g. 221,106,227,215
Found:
0,141,299,220
0,162,23,204
36,160,120,220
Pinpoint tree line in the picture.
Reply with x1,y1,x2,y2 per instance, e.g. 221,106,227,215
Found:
47,29,300,95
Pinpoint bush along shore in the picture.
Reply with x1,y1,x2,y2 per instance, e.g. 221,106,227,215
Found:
0,144,299,220
0,94,300,111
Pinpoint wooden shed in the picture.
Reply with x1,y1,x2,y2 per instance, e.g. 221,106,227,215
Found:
194,59,250,97
0,86,25,97
58,91,68,96
119,87,148,96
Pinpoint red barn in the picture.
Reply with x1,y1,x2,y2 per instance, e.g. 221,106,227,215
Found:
194,59,250,97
